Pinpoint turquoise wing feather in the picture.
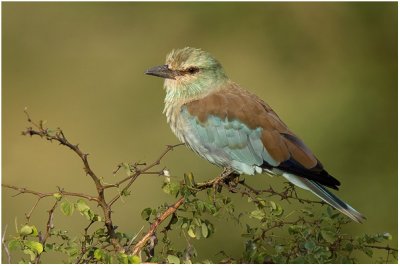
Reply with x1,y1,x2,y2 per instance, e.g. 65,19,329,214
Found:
180,106,276,174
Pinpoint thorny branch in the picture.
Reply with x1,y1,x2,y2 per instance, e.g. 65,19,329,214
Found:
131,197,185,255
21,110,117,243
34,200,58,264
3,110,186,262
107,143,184,207
239,181,326,205
130,169,241,256
75,220,96,264
2,110,398,263
2,184,98,203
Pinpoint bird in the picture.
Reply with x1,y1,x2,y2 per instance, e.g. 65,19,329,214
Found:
145,47,364,223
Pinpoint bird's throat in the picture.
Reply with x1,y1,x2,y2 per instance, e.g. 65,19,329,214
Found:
164,77,227,103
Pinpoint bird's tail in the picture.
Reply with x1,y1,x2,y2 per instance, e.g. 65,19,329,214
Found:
282,173,365,223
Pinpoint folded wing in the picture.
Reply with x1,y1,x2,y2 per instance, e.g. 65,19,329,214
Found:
184,82,340,190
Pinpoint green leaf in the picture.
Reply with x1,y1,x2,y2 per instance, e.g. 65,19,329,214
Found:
344,242,353,252
250,209,265,220
187,226,196,238
81,209,96,221
30,225,39,237
20,225,33,236
256,197,267,206
270,201,277,210
121,189,131,197
304,240,316,251
23,249,36,261
271,203,284,216
25,240,43,254
167,254,180,264
207,223,214,235
76,199,90,213
195,226,202,240
364,248,373,257
201,223,208,238
92,213,102,222
288,225,304,235
64,246,79,257
383,232,392,240
20,225,38,237
117,253,128,264
275,245,284,254
192,217,201,226
8,239,22,251
162,181,180,197
291,256,306,264
94,248,104,260
45,243,55,251
300,208,314,217
121,162,132,176
183,172,196,187
60,201,74,216
321,230,336,244
141,208,152,221
128,255,141,264
196,201,205,213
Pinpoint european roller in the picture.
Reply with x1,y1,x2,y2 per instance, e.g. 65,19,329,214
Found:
145,47,364,223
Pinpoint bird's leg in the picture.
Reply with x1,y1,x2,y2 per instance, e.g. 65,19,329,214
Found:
221,167,240,185
220,168,241,193
220,167,235,178
210,168,236,205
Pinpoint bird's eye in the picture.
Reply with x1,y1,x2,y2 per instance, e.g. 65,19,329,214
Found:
187,67,199,74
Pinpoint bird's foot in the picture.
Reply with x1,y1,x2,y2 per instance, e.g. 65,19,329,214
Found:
217,168,241,192
220,167,239,180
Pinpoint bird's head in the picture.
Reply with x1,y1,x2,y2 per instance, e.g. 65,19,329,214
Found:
145,47,228,100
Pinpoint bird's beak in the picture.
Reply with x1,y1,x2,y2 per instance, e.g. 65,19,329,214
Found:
145,64,176,79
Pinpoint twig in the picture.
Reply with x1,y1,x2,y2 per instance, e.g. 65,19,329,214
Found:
25,197,42,222
194,168,238,190
20,112,120,247
130,169,238,256
239,182,326,205
107,144,184,206
17,111,186,256
131,197,185,255
127,225,145,249
2,184,98,202
2,225,11,264
34,200,58,263
364,244,398,252
75,220,97,264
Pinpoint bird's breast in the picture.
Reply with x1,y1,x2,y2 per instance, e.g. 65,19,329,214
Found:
163,100,187,143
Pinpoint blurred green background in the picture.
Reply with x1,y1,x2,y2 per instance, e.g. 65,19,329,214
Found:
2,2,397,263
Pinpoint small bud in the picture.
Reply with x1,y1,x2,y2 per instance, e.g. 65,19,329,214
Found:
53,193,62,200
163,169,170,177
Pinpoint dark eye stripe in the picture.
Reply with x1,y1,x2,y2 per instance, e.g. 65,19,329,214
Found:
186,67,200,74
175,67,200,76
